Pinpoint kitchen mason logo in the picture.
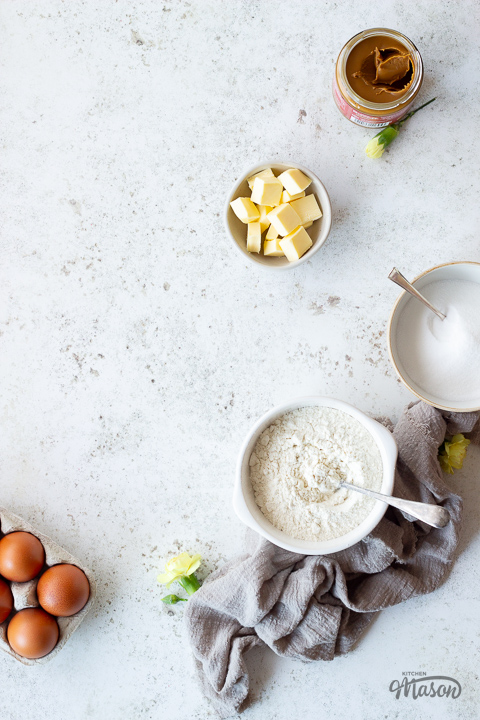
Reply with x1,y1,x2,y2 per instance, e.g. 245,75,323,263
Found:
389,672,461,700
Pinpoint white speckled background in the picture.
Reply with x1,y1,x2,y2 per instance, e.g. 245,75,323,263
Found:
1,1,479,718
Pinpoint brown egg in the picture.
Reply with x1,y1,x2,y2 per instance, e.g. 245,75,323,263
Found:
0,578,13,623
7,608,59,659
37,564,90,617
0,532,45,582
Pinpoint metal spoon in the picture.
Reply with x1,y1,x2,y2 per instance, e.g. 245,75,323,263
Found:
340,481,450,528
388,267,446,321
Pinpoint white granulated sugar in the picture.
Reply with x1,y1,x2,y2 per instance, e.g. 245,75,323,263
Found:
396,279,480,403
249,406,383,542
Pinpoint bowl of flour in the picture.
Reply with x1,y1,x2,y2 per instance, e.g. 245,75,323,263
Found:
388,261,480,411
234,397,397,555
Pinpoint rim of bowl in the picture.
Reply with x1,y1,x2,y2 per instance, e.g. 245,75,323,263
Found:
387,261,480,412
234,396,398,555
224,160,332,271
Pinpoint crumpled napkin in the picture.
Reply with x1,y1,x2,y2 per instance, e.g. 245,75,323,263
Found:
185,401,479,718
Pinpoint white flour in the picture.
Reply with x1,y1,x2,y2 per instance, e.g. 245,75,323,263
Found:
249,406,383,542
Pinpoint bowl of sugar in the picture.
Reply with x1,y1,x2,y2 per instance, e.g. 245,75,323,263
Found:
388,261,480,411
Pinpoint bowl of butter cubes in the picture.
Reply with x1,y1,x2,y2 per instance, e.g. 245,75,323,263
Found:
225,161,332,269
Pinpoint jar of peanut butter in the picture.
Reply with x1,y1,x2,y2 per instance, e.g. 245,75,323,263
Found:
333,28,423,128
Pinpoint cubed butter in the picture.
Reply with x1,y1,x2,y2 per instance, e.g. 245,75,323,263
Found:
267,203,302,236
303,221,313,229
281,189,305,203
265,223,278,240
257,205,273,233
279,226,312,262
263,238,284,257
251,176,283,206
246,221,262,253
247,167,275,191
289,194,322,224
278,168,312,195
230,197,260,223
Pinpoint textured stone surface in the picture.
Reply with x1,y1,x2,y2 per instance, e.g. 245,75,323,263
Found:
1,1,479,718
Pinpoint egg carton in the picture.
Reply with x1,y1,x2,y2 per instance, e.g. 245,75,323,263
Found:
0,506,96,665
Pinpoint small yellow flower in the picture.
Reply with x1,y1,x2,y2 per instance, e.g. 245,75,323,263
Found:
365,136,385,159
439,434,470,474
157,552,202,587
364,98,436,160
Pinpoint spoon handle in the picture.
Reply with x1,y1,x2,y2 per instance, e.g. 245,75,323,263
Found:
340,482,450,529
388,267,446,321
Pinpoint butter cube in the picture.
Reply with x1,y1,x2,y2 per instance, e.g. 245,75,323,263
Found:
278,168,312,195
247,167,275,191
251,176,283,207
303,221,313,229
264,237,284,257
267,203,302,236
257,205,273,233
281,189,305,203
265,223,278,240
246,221,262,253
230,197,260,223
289,194,322,224
279,226,312,262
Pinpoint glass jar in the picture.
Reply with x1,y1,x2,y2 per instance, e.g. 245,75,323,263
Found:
333,28,423,128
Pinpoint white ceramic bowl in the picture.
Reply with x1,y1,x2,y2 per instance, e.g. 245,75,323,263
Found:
388,261,480,412
234,396,397,555
225,161,332,270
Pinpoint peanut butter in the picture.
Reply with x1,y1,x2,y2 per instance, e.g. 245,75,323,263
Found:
346,35,414,103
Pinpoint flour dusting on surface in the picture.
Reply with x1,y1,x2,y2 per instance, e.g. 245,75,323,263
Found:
249,406,384,541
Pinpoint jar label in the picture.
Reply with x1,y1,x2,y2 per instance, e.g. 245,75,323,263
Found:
332,77,413,127
350,116,389,128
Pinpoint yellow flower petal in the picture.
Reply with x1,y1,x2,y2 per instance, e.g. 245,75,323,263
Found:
167,552,191,572
157,570,177,586
439,434,470,474
157,552,202,587
365,137,385,159
439,454,454,474
185,554,202,576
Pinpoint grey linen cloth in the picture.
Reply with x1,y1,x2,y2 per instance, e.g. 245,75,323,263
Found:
185,401,480,718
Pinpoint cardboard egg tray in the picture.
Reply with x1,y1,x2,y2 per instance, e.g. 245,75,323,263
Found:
0,506,96,665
